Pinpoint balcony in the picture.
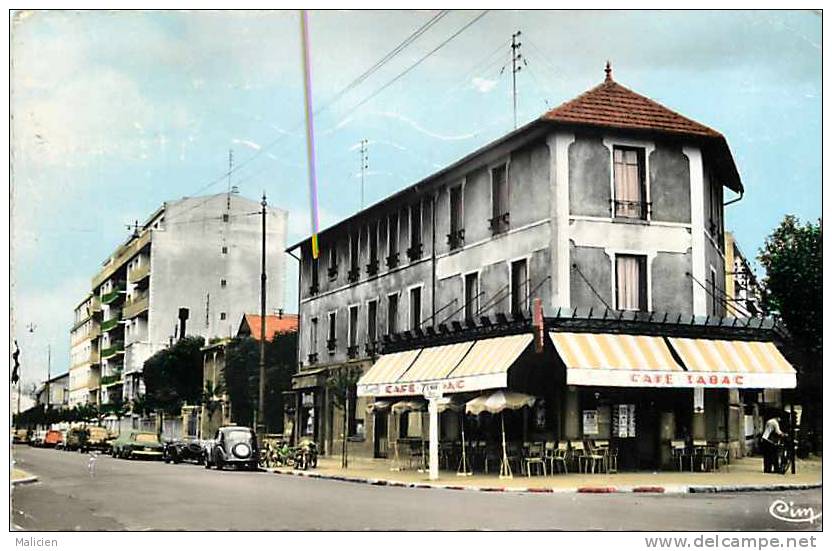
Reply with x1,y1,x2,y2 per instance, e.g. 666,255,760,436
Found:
347,345,359,359
123,290,149,319
612,199,651,221
90,297,101,314
307,352,318,365
100,373,123,387
101,341,124,360
489,212,510,235
101,316,121,333
101,284,126,305
347,266,360,283
128,262,151,284
308,283,319,296
447,228,465,250
89,350,101,365
385,252,400,269
366,259,379,276
327,266,338,281
326,338,337,353
406,243,423,262
364,341,378,357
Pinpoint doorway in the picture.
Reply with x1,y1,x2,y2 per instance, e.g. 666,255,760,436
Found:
373,412,388,458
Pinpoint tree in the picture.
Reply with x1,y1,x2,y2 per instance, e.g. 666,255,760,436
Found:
326,366,362,469
224,332,297,433
100,398,129,434
758,215,822,452
142,336,205,414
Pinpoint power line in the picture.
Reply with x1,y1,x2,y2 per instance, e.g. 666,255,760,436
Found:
345,10,491,114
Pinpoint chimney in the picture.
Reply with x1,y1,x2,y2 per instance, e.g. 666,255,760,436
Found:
178,308,190,341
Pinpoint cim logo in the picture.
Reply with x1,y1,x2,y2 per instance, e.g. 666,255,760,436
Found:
768,500,822,525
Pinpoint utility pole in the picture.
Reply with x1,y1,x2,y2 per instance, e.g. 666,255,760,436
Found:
227,149,234,209
510,30,524,129
257,193,267,437
46,344,51,411
359,139,368,210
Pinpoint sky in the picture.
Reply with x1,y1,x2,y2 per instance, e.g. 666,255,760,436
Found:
10,10,821,385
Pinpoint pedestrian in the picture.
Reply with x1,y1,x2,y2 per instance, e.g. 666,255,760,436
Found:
88,452,97,479
761,410,784,474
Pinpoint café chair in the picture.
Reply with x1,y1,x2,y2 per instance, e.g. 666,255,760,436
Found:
523,442,547,477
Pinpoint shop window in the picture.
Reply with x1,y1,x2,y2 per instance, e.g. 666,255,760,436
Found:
615,254,647,311
510,259,528,316
489,163,509,234
387,293,399,335
464,272,479,322
613,146,648,220
409,287,422,330
448,185,464,249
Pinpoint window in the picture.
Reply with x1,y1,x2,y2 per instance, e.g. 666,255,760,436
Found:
222,246,228,254
613,146,648,219
464,272,479,322
327,311,337,351
710,266,720,316
409,287,422,330
615,254,647,311
387,293,399,335
310,257,319,294
367,222,379,274
490,164,509,233
510,259,528,316
348,305,359,358
222,213,229,222
220,279,227,288
387,212,399,266
220,312,227,320
367,300,378,346
349,232,360,282
408,202,422,260
328,244,338,280
449,185,464,249
708,174,724,250
309,317,319,363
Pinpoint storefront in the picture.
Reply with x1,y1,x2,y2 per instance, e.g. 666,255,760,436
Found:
353,316,798,473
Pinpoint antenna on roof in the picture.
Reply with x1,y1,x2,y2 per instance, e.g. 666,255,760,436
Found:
604,60,613,82
511,30,524,129
126,220,140,238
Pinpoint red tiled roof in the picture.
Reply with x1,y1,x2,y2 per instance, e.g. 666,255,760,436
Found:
541,72,722,139
239,313,298,341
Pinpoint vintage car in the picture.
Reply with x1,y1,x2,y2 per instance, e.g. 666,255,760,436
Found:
85,426,112,453
163,436,206,464
29,430,46,447
204,426,259,471
110,430,164,460
63,427,88,451
13,428,29,444
43,429,64,448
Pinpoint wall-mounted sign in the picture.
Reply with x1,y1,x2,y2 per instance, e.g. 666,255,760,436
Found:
357,372,507,397
582,409,599,435
612,404,636,438
567,369,795,389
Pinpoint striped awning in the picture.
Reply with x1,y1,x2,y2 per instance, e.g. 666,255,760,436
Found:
550,332,684,387
397,341,475,383
357,349,421,387
356,334,533,397
667,338,796,389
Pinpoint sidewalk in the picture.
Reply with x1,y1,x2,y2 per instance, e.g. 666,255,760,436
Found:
11,468,38,486
272,455,821,494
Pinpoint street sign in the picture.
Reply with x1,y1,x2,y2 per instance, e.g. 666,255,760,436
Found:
422,384,443,400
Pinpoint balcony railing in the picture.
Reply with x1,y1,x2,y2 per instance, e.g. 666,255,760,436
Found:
347,266,360,283
88,324,101,341
123,290,150,319
364,341,378,357
307,352,318,365
128,262,151,284
366,259,379,276
326,338,337,353
101,342,124,360
447,228,465,250
327,266,338,281
488,212,510,235
101,316,121,333
101,284,126,305
89,350,100,364
90,297,101,313
612,199,651,220
406,243,423,262
100,373,123,387
385,252,400,269
347,345,359,359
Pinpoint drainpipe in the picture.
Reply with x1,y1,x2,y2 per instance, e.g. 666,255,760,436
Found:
286,247,302,447
431,192,437,325
724,189,743,207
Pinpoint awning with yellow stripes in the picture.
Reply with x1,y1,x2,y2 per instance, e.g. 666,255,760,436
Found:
356,334,533,398
667,338,796,389
550,332,685,387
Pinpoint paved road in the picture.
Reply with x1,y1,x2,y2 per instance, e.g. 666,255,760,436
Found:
12,446,822,531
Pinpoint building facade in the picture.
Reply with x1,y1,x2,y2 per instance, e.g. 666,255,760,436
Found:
288,68,797,467
36,372,70,410
724,232,763,318
72,192,288,409
69,294,101,407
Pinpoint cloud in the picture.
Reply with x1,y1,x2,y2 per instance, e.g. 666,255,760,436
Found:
471,77,498,93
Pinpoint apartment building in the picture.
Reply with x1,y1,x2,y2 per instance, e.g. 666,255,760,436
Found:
724,232,763,318
68,293,101,407
74,191,288,409
288,66,797,467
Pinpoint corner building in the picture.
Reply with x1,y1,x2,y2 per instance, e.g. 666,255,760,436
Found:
287,68,797,469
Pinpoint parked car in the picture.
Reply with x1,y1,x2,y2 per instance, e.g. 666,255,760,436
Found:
85,426,112,453
29,430,46,447
43,429,64,448
204,426,259,471
13,429,29,444
110,430,164,460
63,427,89,451
163,436,206,464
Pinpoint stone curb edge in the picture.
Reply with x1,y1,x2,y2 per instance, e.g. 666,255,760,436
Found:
270,469,820,495
11,475,38,486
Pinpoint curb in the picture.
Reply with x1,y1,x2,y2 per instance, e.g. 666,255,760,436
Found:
270,469,820,495
11,475,38,486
